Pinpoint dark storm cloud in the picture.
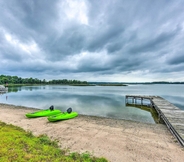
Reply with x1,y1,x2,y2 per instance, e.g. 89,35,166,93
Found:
0,0,59,40
128,29,179,54
167,51,184,65
44,25,88,60
87,24,125,53
0,0,184,81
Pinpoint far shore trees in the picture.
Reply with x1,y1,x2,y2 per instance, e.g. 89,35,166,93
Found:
0,75,88,85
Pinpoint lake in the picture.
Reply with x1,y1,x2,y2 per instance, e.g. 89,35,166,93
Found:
0,84,184,124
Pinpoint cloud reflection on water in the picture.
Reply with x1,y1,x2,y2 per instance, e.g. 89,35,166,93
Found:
1,84,184,124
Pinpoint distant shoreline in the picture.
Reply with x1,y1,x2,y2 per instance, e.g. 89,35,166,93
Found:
3,82,184,87
3,82,184,88
4,83,128,87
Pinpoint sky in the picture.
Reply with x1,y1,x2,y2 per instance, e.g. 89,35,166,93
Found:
0,0,184,82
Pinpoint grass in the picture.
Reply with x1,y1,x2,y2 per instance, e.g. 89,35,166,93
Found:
0,121,108,162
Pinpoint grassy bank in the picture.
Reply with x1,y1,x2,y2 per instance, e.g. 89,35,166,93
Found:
0,121,107,162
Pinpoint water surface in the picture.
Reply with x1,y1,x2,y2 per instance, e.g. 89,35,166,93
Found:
0,84,184,124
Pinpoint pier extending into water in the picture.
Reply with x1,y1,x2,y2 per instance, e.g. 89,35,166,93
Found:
126,95,184,147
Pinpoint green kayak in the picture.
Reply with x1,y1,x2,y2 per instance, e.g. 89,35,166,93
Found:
25,109,61,118
47,112,78,122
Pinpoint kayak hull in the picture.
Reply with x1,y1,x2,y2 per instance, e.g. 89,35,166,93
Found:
48,112,78,122
26,109,61,118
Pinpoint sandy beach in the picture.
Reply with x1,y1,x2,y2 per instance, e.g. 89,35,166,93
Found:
0,103,184,162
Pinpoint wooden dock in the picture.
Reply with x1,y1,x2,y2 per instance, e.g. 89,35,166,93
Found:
126,95,184,147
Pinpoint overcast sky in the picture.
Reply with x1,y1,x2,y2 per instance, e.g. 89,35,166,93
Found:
0,0,184,82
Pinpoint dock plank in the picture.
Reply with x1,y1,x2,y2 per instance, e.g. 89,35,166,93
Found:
125,95,184,147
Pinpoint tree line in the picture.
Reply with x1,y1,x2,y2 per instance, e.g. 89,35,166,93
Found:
0,75,88,85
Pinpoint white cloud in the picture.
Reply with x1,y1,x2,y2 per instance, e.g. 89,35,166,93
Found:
58,0,88,25
4,31,44,60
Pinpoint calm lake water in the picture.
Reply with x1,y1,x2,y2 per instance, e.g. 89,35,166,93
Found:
0,84,184,124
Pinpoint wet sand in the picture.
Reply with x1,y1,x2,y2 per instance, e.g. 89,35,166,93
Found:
0,103,184,162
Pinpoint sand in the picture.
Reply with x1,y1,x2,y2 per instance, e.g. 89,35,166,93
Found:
0,103,184,162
